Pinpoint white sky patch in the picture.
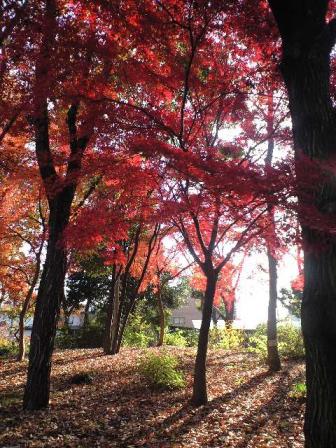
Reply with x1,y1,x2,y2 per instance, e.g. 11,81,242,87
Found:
235,251,299,329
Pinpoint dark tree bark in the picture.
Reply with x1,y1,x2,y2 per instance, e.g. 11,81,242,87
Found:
83,298,91,328
191,268,218,406
23,0,92,410
103,270,120,355
268,1,336,445
211,306,218,328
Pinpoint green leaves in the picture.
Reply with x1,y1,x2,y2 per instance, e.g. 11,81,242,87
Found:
137,352,186,390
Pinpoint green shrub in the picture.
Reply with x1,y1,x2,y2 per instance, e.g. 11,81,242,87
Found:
208,327,245,350
289,382,306,400
0,336,17,357
138,352,186,390
122,313,155,348
55,321,104,349
181,329,199,347
248,323,305,360
164,330,188,347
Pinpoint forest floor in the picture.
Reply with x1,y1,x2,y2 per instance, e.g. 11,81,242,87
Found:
0,347,305,448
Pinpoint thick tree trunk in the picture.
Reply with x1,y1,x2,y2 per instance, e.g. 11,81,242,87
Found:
23,223,67,409
23,0,90,411
157,286,165,346
266,250,281,372
191,269,218,406
268,2,336,446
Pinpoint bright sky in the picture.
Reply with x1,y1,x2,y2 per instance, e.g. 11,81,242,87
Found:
235,251,299,329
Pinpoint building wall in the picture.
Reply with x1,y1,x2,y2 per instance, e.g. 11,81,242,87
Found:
170,296,203,329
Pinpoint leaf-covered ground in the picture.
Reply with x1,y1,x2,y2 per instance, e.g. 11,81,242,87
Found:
0,348,305,447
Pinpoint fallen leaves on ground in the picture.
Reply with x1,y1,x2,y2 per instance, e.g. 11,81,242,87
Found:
0,348,304,447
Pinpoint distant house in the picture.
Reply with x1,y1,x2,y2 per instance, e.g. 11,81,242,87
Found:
170,296,227,329
0,307,86,338
170,296,202,329
169,296,258,331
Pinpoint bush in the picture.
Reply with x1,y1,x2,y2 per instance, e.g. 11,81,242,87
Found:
164,330,188,347
0,336,17,357
55,321,104,349
70,372,94,385
289,382,306,400
208,327,245,350
181,329,199,347
138,352,186,390
248,323,305,360
122,313,155,348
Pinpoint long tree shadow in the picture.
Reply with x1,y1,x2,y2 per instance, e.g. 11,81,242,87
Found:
205,372,305,447
121,369,274,446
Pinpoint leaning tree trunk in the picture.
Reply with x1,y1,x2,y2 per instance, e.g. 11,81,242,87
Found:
191,269,218,406
268,2,336,446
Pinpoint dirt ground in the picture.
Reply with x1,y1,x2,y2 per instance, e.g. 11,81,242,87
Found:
0,348,305,447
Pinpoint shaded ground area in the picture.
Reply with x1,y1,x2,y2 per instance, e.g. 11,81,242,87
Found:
0,348,304,447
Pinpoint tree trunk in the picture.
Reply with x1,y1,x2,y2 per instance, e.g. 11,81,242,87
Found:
83,298,91,327
157,286,165,346
268,2,336,445
266,250,281,372
114,301,129,354
23,222,67,409
265,95,281,373
191,269,218,406
225,305,234,329
17,296,32,362
103,272,118,354
17,248,43,362
211,306,218,328
109,278,121,355
23,0,90,411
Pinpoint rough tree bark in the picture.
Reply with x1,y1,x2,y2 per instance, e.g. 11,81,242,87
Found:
268,1,336,445
23,1,92,409
103,269,120,355
191,267,218,406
